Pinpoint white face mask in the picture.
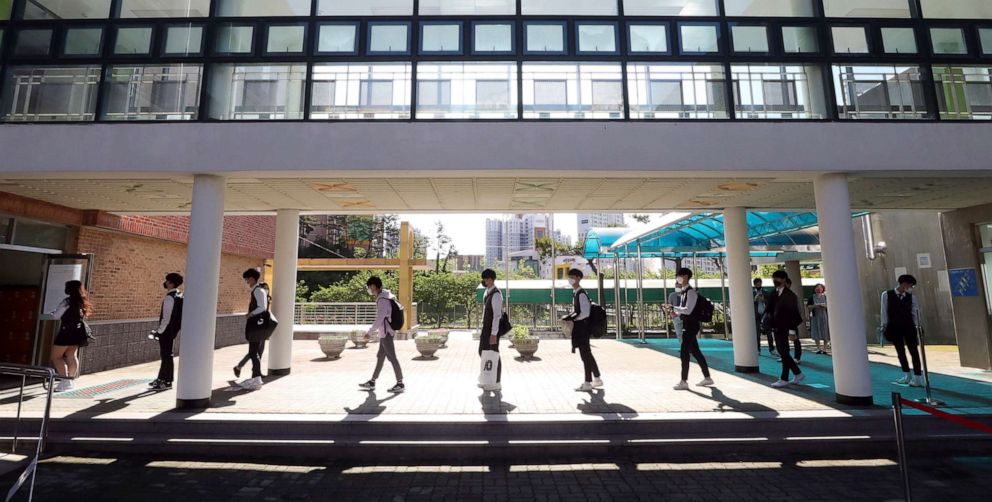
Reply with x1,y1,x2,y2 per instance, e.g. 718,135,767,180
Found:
568,278,578,287
367,287,374,296
675,286,683,293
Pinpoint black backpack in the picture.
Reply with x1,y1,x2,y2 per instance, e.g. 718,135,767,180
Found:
581,291,608,338
171,293,184,331
693,294,715,323
388,298,405,331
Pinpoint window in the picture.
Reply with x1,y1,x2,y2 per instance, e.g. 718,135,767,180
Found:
1,66,102,122
418,80,452,108
310,63,412,119
680,24,719,54
114,27,153,55
14,30,53,57
208,63,307,120
921,0,992,20
526,23,566,54
216,0,311,16
0,29,4,53
522,0,617,15
102,64,202,120
266,25,306,54
1,0,9,20
623,0,717,16
119,0,211,17
629,24,669,54
931,28,968,55
216,25,254,54
420,0,515,15
627,63,728,119
981,29,992,56
578,24,618,54
782,26,818,53
731,64,827,119
933,66,992,120
474,23,514,54
822,0,910,19
421,23,462,55
522,63,624,119
731,25,769,53
317,0,413,16
832,65,928,119
832,26,869,54
22,0,112,19
63,28,103,56
164,25,203,55
317,24,358,54
369,23,410,54
882,28,917,54
723,0,814,17
416,63,517,119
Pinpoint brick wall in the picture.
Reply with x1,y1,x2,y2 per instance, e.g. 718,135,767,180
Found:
85,212,276,259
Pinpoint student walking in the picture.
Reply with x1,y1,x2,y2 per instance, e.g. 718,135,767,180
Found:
753,278,776,357
770,271,804,388
149,273,184,391
881,275,923,387
237,268,269,390
785,277,803,364
478,269,504,391
808,284,830,354
359,276,405,394
566,269,603,392
671,268,713,391
49,281,93,392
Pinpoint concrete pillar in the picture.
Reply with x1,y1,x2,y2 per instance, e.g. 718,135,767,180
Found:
814,173,873,405
268,209,300,375
176,174,225,410
724,207,759,373
398,222,414,330
785,260,809,338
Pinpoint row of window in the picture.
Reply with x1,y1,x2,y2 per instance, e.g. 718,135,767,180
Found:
4,1,992,20
0,62,987,122
4,22,992,60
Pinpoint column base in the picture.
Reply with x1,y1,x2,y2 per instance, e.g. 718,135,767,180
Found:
175,398,210,410
835,393,874,406
735,365,760,374
269,368,291,376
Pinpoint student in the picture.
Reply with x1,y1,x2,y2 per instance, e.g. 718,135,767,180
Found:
808,284,830,355
785,277,803,364
148,273,183,391
478,269,503,391
881,275,923,387
359,276,405,394
753,278,776,357
565,269,602,392
770,271,804,388
671,268,713,391
237,268,268,391
50,281,92,392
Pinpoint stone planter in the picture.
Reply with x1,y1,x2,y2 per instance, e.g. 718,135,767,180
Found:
318,336,348,360
513,337,540,359
428,330,449,348
350,331,369,349
415,337,443,358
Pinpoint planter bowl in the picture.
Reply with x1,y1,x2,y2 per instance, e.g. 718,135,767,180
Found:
318,336,348,359
350,331,369,349
415,338,443,358
513,338,540,359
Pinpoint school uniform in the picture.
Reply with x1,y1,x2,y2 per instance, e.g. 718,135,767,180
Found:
245,284,269,379
155,289,183,383
368,289,403,382
568,287,600,384
673,286,711,382
479,286,503,384
881,289,922,376
771,287,804,382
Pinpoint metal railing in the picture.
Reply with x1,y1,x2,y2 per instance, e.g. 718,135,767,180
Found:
2,363,57,502
295,302,418,327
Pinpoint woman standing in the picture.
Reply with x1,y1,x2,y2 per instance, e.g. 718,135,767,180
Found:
808,284,830,354
50,280,92,392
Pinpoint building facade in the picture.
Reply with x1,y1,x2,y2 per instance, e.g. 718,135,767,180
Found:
578,214,626,243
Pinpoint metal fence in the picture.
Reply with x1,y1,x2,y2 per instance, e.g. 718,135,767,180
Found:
295,302,418,326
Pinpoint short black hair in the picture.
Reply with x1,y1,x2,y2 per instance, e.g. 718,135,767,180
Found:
481,269,497,280
772,270,789,280
366,276,383,289
568,268,584,279
785,278,793,286
242,268,261,281
165,272,184,287
676,268,693,279
753,278,762,285
898,274,917,286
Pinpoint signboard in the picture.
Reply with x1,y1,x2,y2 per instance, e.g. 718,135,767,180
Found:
894,267,908,281
948,268,979,298
917,253,932,269
43,264,83,315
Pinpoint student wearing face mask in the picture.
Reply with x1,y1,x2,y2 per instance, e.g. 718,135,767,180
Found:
148,273,184,391
236,268,268,390
477,269,504,391
566,269,603,392
671,268,713,391
359,276,405,394
881,275,922,387
769,270,805,388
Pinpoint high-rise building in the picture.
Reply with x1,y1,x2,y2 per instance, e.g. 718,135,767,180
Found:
485,215,536,265
577,214,627,243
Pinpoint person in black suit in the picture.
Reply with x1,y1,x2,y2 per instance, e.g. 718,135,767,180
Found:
769,270,805,388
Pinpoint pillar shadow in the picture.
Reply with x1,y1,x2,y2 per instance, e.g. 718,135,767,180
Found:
576,389,638,419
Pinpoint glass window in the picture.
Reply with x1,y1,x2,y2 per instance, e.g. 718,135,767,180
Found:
474,23,513,54
267,25,306,54
731,64,826,119
921,1,992,20
522,0,617,15
931,28,968,55
310,63,412,119
522,63,624,119
14,29,53,57
680,24,719,54
416,63,518,119
627,63,727,119
119,0,211,17
724,0,814,17
317,0,413,16
22,0,112,19
981,29,992,56
216,0,311,16
317,24,358,54
208,63,307,120
0,66,102,122
114,27,153,55
216,25,254,54
369,23,410,54
0,29,4,54
526,23,566,54
933,66,992,120
881,27,916,54
421,23,462,54
782,26,818,53
63,28,103,56
623,0,718,16
731,25,769,53
102,64,202,121
629,24,669,54
822,0,910,19
11,219,66,250
1,0,11,20
420,0,515,15
832,64,928,119
577,24,618,54
164,25,203,55
832,26,869,54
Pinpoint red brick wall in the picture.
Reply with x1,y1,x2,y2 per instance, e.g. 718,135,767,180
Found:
87,213,276,259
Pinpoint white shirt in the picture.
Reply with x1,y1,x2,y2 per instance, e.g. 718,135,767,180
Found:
50,298,70,319
880,289,919,327
157,289,179,333
366,290,396,339
249,285,268,317
487,286,503,336
674,287,698,318
574,288,591,321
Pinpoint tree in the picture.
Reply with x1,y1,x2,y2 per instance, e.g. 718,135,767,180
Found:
432,221,455,273
631,214,652,225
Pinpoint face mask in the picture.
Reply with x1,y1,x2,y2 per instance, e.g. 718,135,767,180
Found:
367,287,374,296
675,286,683,293
163,282,169,289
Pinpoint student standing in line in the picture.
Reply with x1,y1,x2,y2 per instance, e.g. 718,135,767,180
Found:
753,278,776,358
566,269,603,392
149,273,183,391
671,268,713,391
770,271,804,388
808,284,830,355
359,276,405,394
237,268,268,390
785,277,803,364
478,269,504,391
50,281,93,392
881,275,923,387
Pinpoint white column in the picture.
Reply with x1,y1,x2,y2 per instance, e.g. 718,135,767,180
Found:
724,207,759,372
176,174,225,409
785,260,809,338
268,209,300,375
814,173,873,405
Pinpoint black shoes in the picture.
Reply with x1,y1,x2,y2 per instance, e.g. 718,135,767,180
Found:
233,366,242,378
149,379,172,391
359,380,375,390
387,383,405,393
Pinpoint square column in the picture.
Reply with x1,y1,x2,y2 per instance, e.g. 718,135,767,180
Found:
724,207,759,372
176,174,225,410
814,173,873,405
268,209,300,375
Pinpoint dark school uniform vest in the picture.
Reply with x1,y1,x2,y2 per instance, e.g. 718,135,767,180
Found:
887,290,915,331
159,290,183,336
481,287,501,339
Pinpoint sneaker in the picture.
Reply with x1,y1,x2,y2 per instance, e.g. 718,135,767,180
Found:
388,383,405,394
790,374,805,385
770,379,790,388
592,377,604,388
148,379,162,388
482,383,502,392
776,357,783,363
151,380,172,391
64,379,75,391
237,378,258,391
895,375,912,385
696,377,715,387
251,376,263,388
770,350,780,358
909,376,923,388
359,380,376,390
233,366,242,378
672,381,689,391
54,380,67,393
576,382,594,392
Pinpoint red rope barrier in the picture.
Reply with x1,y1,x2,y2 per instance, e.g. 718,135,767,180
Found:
899,398,992,435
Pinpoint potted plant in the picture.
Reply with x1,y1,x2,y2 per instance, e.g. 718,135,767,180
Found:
414,332,445,359
429,329,449,348
318,335,348,360
511,326,540,359
350,330,369,349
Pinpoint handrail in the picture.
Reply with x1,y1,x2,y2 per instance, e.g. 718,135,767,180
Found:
1,363,57,502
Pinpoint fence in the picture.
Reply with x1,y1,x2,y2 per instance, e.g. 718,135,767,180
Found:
295,303,419,327
2,363,57,502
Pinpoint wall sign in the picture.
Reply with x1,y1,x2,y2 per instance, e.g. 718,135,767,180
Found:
948,268,979,298
917,253,932,269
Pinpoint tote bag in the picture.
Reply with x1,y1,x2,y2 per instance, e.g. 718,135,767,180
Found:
479,350,500,387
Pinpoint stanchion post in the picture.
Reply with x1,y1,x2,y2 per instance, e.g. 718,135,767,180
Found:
914,320,945,407
892,392,913,502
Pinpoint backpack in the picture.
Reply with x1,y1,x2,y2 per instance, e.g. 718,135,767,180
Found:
693,294,715,323
388,298,405,331
171,293,184,331
581,291,608,338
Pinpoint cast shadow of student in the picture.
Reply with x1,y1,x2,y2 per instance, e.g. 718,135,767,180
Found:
343,391,400,419
209,374,289,410
687,386,779,417
576,389,639,420
479,390,516,417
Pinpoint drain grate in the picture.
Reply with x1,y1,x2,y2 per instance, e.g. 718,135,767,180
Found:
55,379,150,399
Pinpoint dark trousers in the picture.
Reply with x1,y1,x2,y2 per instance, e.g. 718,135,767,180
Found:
775,330,802,381
577,344,600,382
792,337,802,361
237,342,264,369
248,340,265,379
891,332,922,375
372,335,403,381
680,321,710,381
757,323,775,354
479,335,502,383
156,334,176,382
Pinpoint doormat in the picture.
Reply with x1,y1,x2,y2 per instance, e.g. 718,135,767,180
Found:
55,379,150,399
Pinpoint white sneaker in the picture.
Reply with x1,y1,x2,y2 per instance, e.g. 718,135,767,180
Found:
483,383,502,392
696,378,714,387
54,380,67,393
790,374,805,385
895,375,912,385
477,382,486,389
771,379,790,388
575,382,593,392
64,379,75,391
776,357,783,363
672,381,689,391
238,378,260,390
592,377,604,388
909,376,923,388
252,376,263,388
770,350,780,358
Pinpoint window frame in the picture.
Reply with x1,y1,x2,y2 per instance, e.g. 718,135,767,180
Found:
471,21,516,56
419,21,464,56
729,23,771,55
627,21,671,56
524,21,568,56
161,23,206,57
367,21,412,56
314,22,360,56
263,22,309,56
575,21,620,56
677,22,722,56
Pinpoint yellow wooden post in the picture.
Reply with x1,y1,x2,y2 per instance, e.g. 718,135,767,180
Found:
398,222,414,330
263,259,274,287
